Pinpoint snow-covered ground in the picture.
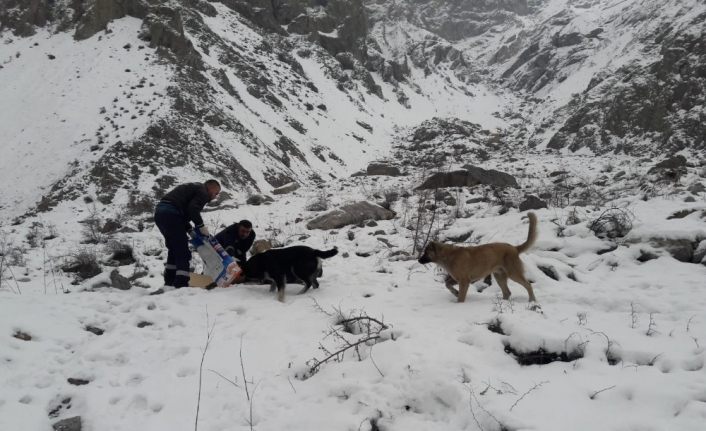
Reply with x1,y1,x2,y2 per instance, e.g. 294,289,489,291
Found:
0,18,174,218
2,157,705,431
2,1,706,430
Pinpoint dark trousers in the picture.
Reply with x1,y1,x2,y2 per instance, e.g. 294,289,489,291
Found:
154,202,191,288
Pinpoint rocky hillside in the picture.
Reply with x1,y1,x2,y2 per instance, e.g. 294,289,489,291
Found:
1,0,705,220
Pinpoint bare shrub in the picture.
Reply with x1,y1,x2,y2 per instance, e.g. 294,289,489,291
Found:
26,221,58,248
376,188,401,210
127,190,154,216
551,208,582,238
305,190,329,212
410,189,441,255
588,207,635,239
81,205,104,244
105,241,135,265
6,245,27,267
62,248,102,280
301,302,393,380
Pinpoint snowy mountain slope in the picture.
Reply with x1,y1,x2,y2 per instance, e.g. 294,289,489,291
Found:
1,1,706,431
0,18,173,217
1,160,706,431
1,0,514,221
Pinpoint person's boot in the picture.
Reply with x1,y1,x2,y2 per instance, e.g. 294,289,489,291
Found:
149,285,175,296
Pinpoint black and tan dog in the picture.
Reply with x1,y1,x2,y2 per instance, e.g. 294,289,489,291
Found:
418,213,538,303
241,246,338,301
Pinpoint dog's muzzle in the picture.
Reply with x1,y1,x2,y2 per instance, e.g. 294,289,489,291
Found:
418,255,431,264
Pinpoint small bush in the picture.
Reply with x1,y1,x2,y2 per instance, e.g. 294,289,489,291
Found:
6,245,27,267
82,205,104,244
589,207,634,239
63,248,102,280
127,190,154,216
306,191,329,212
105,241,135,265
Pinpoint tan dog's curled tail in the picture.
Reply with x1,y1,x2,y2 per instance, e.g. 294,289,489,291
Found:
516,212,537,254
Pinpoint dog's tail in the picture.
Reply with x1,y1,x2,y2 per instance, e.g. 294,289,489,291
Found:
516,212,537,254
315,247,338,259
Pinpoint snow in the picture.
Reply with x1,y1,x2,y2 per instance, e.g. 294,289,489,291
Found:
1,1,706,430
0,18,173,219
2,161,706,430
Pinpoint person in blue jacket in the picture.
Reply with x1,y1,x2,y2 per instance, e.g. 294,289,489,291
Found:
214,220,256,263
154,179,221,289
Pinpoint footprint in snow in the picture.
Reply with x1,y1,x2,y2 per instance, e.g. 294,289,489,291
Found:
129,394,149,410
177,367,196,377
126,374,145,386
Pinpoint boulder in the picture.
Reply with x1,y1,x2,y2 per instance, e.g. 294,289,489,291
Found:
648,155,688,181
110,269,131,290
366,163,401,176
688,182,705,194
272,182,300,195
649,238,694,263
417,165,518,190
692,239,706,264
246,194,274,205
307,201,395,230
519,196,548,212
53,417,81,431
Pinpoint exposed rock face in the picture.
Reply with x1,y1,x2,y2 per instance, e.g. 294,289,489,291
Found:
367,163,401,176
307,201,395,230
221,0,368,59
547,15,706,155
0,0,52,36
272,182,300,195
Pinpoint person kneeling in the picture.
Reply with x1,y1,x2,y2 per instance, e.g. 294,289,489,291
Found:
214,220,255,263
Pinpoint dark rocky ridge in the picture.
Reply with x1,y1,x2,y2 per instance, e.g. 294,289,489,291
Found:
547,15,706,155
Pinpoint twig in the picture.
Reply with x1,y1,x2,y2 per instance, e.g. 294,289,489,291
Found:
240,337,250,402
338,316,389,330
311,297,333,317
0,252,15,294
310,335,381,375
287,376,297,394
648,353,663,366
369,344,384,378
246,380,262,431
467,380,503,430
686,315,695,332
43,244,47,295
509,381,549,411
589,385,616,400
5,261,22,295
195,309,216,431
208,369,240,388
630,302,638,329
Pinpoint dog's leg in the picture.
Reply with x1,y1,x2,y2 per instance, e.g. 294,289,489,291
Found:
275,273,287,302
493,271,512,300
298,276,313,295
508,271,536,302
264,272,276,292
444,274,460,296
457,281,471,303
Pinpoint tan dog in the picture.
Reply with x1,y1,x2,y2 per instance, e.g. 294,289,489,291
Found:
250,239,274,256
418,213,538,303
